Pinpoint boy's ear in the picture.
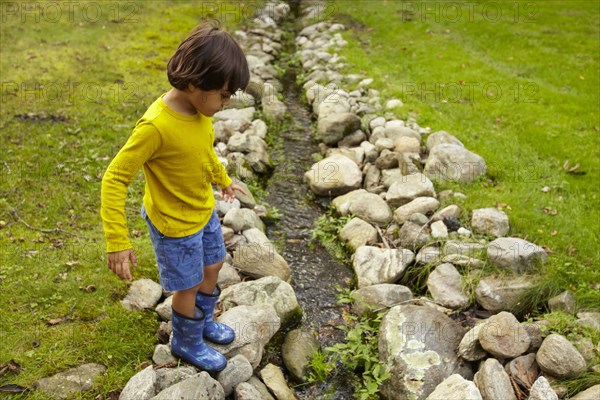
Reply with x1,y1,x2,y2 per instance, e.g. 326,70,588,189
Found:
187,83,197,93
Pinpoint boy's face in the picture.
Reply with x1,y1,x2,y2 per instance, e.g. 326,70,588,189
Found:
187,84,232,117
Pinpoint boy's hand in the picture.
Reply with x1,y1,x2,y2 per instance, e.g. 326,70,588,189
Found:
221,183,248,203
107,249,137,281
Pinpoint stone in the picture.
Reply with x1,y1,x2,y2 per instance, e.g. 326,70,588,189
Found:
332,189,393,226
397,221,431,251
351,284,413,316
409,213,430,226
220,276,300,326
442,255,484,268
570,385,600,400
156,296,173,322
326,146,365,166
233,243,291,282
217,263,242,287
523,323,544,352
339,217,379,251
507,353,539,389
471,208,509,238
339,129,367,147
385,120,420,141
282,329,320,382
393,197,440,225
375,149,399,170
245,119,267,139
259,364,297,400
316,112,361,145
119,365,156,400
375,137,396,152
151,372,224,400
427,263,469,309
394,136,420,154
370,116,386,130
305,154,362,196
443,216,461,232
424,143,486,183
430,220,448,240
242,228,271,246
386,173,436,208
386,99,404,109
416,246,443,265
231,178,256,208
432,205,462,222
473,358,516,400
154,366,197,393
235,382,264,400
426,374,482,400
262,98,287,122
457,227,472,237
227,133,268,155
316,92,350,119
444,241,486,259
216,354,253,397
121,279,163,311
536,334,587,378
157,321,172,344
577,311,600,331
215,198,242,218
381,168,404,188
478,312,531,358
153,344,176,365
528,376,558,400
475,276,535,312
399,152,422,175
214,107,255,125
352,246,415,288
223,208,265,233
379,305,472,400
245,376,275,400
487,238,547,273
212,305,281,368
458,324,487,361
574,336,597,365
426,131,464,151
548,290,576,313
37,363,107,400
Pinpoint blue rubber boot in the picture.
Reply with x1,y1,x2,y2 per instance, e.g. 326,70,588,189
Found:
196,285,235,345
170,307,227,373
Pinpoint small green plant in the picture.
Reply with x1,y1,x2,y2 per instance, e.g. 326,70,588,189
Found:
311,209,353,263
307,349,336,383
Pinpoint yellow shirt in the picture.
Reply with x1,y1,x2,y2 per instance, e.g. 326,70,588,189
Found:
101,94,232,253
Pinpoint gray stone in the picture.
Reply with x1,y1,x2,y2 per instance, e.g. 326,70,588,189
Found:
231,178,256,209
37,363,107,400
154,366,197,393
156,296,173,322
242,228,271,246
478,312,530,358
426,131,464,151
220,276,300,326
409,213,430,226
577,311,600,331
385,121,421,141
259,364,297,400
473,358,516,400
262,98,287,122
332,189,393,226
216,354,253,396
574,336,597,365
151,372,224,400
393,197,440,225
523,322,544,352
375,149,399,170
471,208,509,238
351,284,413,316
427,263,469,309
443,240,486,259
394,136,420,154
233,243,290,282
325,146,365,166
235,382,264,400
528,376,558,400
339,217,379,251
570,385,600,400
381,168,404,188
339,129,367,147
305,154,362,196
430,220,448,240
227,133,268,155
119,365,156,400
370,116,386,130
536,334,587,378
426,374,482,400
121,279,163,311
316,92,350,119
223,208,265,233
375,137,396,152
424,144,486,183
215,198,242,218
386,173,436,207
458,324,487,362
153,344,176,365
217,263,242,287
397,221,431,251
416,246,443,265
475,276,535,312
431,205,462,222
317,112,361,145
399,152,422,175
244,119,267,139
245,376,275,400
157,321,172,344
352,246,415,288
487,237,547,273
282,329,320,382
214,107,255,125
548,290,576,313
379,305,472,400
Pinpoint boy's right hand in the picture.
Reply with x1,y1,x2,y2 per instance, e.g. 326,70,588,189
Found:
107,249,137,281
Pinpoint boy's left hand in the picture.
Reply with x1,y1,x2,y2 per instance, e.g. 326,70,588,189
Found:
221,183,248,202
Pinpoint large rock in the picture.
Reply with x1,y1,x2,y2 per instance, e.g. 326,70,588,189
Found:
426,263,469,309
397,221,431,251
424,143,486,183
305,154,362,196
121,279,163,311
151,372,224,400
235,382,264,400
317,112,361,145
473,358,516,400
571,385,600,400
426,131,464,151
386,173,436,208
339,217,379,251
426,374,482,400
487,237,547,273
154,366,197,393
213,107,255,125
282,329,320,382
37,363,107,400
216,354,253,397
416,246,443,265
223,208,265,233
220,276,300,326
379,305,472,400
352,246,415,288
458,324,487,361
212,305,281,368
471,208,509,238
332,189,393,226
259,364,297,400
393,197,440,225
478,312,530,358
351,284,413,316
536,334,587,378
119,365,156,400
528,376,558,400
475,275,535,312
227,133,268,155
233,243,291,282
245,376,275,400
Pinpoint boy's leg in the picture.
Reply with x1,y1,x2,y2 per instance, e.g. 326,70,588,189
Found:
172,283,201,318
197,260,224,294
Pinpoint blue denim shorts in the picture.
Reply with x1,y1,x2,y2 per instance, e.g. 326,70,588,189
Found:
142,206,226,292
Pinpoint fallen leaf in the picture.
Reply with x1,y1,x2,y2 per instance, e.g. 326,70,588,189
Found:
551,230,558,236
579,75,585,80
65,261,79,267
47,317,65,326
541,186,550,192
568,247,577,255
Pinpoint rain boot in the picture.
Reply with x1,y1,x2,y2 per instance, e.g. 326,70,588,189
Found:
196,284,235,345
170,307,227,372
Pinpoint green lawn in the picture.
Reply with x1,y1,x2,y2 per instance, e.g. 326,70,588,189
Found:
332,0,600,309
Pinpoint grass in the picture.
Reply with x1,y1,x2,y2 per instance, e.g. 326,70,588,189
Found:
330,0,600,311
0,1,253,397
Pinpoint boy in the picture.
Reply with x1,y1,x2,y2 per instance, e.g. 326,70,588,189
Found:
101,23,249,373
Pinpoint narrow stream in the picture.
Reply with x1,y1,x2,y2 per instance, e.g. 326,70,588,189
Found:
261,1,355,398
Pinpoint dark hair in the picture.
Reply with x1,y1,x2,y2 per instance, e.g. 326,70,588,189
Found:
167,22,249,93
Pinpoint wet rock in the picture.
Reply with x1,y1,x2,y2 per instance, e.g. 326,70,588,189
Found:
426,374,482,400
386,173,436,207
379,304,472,400
332,189,393,226
471,208,509,238
153,344,176,365
233,243,290,281
528,376,558,400
121,279,163,311
426,131,464,151
393,197,440,225
397,221,431,251
223,208,265,233
119,365,156,400
427,263,469,309
351,284,413,316
475,275,535,312
220,276,299,326
478,312,530,358
570,385,600,400
259,364,297,400
352,246,415,288
339,217,379,251
548,290,576,313
536,334,587,378
154,366,197,393
217,354,253,397
487,237,547,274
37,363,107,400
424,143,486,183
473,358,516,400
282,329,320,382
458,323,487,362
316,112,361,145
305,154,362,196
151,372,224,400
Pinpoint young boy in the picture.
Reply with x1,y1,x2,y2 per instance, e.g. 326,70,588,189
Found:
101,23,249,373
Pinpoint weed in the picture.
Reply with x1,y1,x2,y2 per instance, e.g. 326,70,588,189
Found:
311,209,353,264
